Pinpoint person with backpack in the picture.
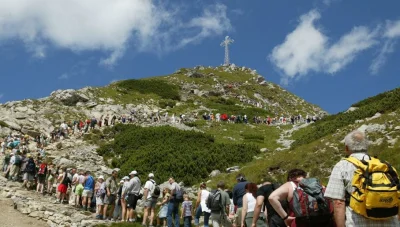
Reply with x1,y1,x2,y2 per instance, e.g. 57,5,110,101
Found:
325,130,399,227
194,182,211,227
252,182,285,227
104,170,119,221
209,181,232,227
2,150,10,172
142,173,159,227
167,176,182,227
233,173,248,227
9,151,22,181
82,171,95,211
36,161,47,194
95,176,106,219
56,167,70,204
241,183,266,227
125,170,141,222
269,169,334,227
21,153,36,189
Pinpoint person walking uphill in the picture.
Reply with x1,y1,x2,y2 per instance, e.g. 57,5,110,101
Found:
104,170,118,221
167,177,182,227
209,181,232,227
233,173,248,227
325,130,400,227
125,170,141,223
142,173,158,227
82,171,95,211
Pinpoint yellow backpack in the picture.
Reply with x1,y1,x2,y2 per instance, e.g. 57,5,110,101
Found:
346,156,400,220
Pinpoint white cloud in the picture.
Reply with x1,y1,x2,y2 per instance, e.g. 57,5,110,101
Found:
370,20,400,74
269,10,379,84
58,73,69,80
0,0,231,66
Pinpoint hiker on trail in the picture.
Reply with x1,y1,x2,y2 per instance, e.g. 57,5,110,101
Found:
194,182,211,227
56,167,71,203
74,170,85,207
233,173,248,227
325,130,400,227
241,183,263,227
2,151,10,172
21,153,36,189
125,170,141,222
95,176,106,219
252,182,285,227
209,181,232,227
47,164,55,195
268,169,334,227
69,168,78,205
121,176,130,222
82,171,95,211
9,151,21,181
113,179,124,221
104,170,118,221
157,187,171,227
167,176,182,227
142,173,158,227
36,161,47,194
181,194,193,227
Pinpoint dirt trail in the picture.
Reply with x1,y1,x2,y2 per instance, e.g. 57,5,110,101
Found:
0,197,46,227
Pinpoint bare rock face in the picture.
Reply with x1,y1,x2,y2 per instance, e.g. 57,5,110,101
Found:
50,89,89,106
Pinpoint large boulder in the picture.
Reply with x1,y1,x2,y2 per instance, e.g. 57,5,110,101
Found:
50,89,89,106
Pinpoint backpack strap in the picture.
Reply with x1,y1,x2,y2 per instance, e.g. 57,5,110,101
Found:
345,156,368,172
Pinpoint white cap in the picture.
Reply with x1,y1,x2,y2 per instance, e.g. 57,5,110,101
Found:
148,173,154,178
129,170,137,175
122,176,129,180
119,180,124,183
98,175,104,180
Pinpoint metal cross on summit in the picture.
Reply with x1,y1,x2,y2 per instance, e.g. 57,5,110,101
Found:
221,36,234,66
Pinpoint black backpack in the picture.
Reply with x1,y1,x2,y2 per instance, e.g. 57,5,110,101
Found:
207,190,223,212
25,160,35,173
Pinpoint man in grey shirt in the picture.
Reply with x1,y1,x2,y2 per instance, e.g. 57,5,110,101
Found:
125,170,141,222
167,177,181,227
210,181,232,227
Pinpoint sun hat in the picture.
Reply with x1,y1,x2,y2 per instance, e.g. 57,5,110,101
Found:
148,173,154,178
129,170,137,175
98,175,104,180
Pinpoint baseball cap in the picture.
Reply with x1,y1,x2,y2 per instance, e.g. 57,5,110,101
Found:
119,180,124,183
148,173,154,178
122,176,129,180
129,170,137,175
98,175,104,180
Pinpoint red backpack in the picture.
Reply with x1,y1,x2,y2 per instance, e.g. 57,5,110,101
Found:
38,163,47,175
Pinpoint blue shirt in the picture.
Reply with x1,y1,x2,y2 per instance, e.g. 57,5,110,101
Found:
233,181,247,208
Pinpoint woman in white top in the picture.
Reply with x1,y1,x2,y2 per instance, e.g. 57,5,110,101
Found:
241,183,265,227
194,182,211,227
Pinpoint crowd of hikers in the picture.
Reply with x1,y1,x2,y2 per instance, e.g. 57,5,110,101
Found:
2,124,399,227
201,113,319,125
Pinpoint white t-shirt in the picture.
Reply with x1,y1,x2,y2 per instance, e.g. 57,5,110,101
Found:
72,173,79,185
144,179,156,199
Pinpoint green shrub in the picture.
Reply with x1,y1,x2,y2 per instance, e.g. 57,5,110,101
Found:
0,120,8,128
116,79,180,100
159,99,176,109
206,97,271,117
292,88,400,148
97,124,259,185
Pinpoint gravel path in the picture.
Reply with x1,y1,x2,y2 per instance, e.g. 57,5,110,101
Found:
0,197,46,227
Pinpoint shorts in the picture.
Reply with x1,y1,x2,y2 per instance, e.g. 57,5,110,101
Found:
23,172,34,181
83,189,93,197
104,194,116,205
126,194,139,209
96,196,104,206
144,197,158,208
58,184,68,194
38,174,46,184
75,184,84,196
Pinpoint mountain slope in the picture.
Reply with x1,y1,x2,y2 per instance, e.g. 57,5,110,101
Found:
208,87,400,188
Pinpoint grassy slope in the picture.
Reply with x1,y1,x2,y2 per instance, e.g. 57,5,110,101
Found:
207,90,400,189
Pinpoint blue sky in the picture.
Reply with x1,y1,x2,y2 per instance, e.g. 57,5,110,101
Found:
0,0,399,114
